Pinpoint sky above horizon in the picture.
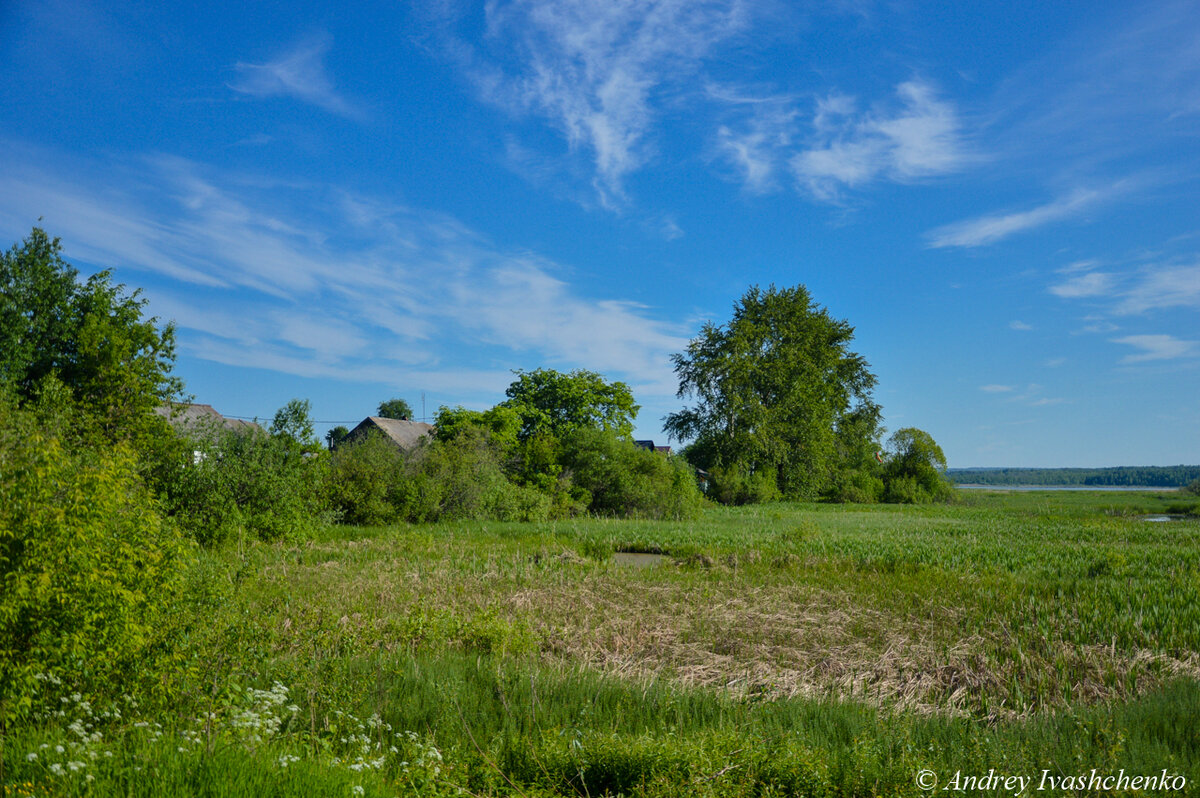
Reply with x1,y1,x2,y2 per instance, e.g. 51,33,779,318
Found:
2,0,1198,467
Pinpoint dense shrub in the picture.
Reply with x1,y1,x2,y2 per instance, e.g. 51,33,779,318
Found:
0,398,190,721
164,426,334,546
328,430,407,526
829,468,884,503
401,429,552,522
880,427,954,504
560,428,705,519
706,462,781,506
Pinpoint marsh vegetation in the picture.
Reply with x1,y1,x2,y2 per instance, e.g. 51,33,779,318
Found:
5,492,1198,796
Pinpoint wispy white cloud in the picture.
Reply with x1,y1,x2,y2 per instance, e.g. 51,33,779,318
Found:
468,0,750,207
1049,269,1118,299
792,81,969,202
229,35,360,118
981,382,1066,407
656,215,685,241
1112,334,1198,363
0,143,689,401
1076,320,1119,334
1115,262,1200,314
1058,259,1101,274
1009,320,1033,331
928,187,1106,249
711,93,798,193
1006,383,1066,407
1048,258,1200,321
990,2,1200,165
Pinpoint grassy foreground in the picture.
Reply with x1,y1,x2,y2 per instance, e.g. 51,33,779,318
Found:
4,491,1198,796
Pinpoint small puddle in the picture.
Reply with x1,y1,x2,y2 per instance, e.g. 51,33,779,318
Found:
1140,514,1189,522
612,552,669,568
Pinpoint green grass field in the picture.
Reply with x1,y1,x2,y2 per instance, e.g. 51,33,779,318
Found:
5,490,1198,796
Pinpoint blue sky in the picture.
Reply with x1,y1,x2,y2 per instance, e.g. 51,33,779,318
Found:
2,0,1197,467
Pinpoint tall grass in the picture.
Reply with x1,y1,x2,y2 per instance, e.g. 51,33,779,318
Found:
4,491,1198,796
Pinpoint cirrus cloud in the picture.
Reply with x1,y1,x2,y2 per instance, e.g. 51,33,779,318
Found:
1112,334,1198,363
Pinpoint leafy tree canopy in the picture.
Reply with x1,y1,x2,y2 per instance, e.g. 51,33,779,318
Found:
325,425,350,450
665,284,880,499
378,397,414,420
0,227,182,443
271,398,319,451
502,368,639,441
880,427,953,503
434,404,521,451
885,427,948,472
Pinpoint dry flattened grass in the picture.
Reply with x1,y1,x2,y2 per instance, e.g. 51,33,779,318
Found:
521,573,1200,716
514,578,987,713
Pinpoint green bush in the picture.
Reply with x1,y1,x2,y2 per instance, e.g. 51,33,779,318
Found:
828,468,884,503
164,426,334,546
707,462,781,506
880,427,954,504
328,430,407,526
0,398,190,721
400,429,551,522
560,428,705,519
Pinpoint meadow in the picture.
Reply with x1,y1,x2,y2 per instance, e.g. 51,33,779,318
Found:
4,490,1199,797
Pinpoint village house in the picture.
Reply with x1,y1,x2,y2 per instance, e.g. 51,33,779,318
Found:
341,416,435,452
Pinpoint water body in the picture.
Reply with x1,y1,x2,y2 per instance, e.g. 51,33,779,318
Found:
955,484,1179,492
612,552,669,568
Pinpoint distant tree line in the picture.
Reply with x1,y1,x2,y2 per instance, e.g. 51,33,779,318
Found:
948,466,1200,488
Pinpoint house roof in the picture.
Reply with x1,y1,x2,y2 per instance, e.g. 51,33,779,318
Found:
155,403,262,434
346,416,434,450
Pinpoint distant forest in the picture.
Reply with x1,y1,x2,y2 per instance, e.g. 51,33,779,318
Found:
948,466,1200,487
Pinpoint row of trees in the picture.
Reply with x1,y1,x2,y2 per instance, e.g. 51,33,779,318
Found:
949,466,1200,488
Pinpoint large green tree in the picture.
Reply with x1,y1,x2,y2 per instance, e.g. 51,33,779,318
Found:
0,228,182,444
501,368,639,441
665,284,881,500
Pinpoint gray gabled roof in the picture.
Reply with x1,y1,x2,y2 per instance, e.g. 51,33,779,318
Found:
345,416,434,450
155,403,263,434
